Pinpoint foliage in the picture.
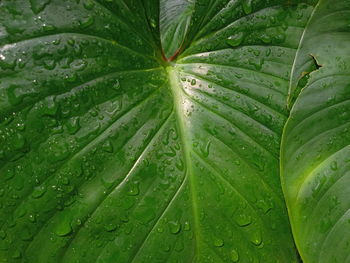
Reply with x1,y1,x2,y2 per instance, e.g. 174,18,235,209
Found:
0,0,349,262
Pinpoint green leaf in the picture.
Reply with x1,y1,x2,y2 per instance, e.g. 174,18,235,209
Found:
0,0,338,262
160,0,195,59
281,0,350,262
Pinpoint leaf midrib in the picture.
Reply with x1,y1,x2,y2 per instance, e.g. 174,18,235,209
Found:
166,66,202,259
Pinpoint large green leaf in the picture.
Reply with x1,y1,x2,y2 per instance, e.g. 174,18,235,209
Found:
281,0,350,262
0,0,330,262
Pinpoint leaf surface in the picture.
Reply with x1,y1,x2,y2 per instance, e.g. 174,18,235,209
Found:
0,0,322,262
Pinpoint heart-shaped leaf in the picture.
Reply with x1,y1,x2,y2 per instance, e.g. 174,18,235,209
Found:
2,0,345,262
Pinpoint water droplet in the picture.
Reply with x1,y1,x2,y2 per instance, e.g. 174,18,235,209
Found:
13,133,26,150
64,72,78,83
200,140,211,157
330,161,338,171
0,230,6,239
28,214,36,223
42,24,56,32
184,221,191,231
48,141,69,162
242,0,253,14
234,212,252,227
213,237,224,247
175,239,184,252
256,199,273,214
83,0,95,10
66,117,80,135
162,242,171,252
124,222,133,235
150,18,157,28
127,182,140,196
168,221,181,234
0,54,16,70
175,158,185,171
248,58,264,71
4,169,14,181
71,59,87,71
79,16,94,29
42,58,56,70
227,32,244,47
191,79,196,85
112,80,121,91
104,223,117,232
250,230,262,246
55,219,72,236
16,206,27,218
260,34,271,44
32,186,47,199
231,249,239,262
101,139,114,153
16,122,26,131
265,48,271,56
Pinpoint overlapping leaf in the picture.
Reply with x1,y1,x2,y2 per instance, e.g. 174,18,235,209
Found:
281,0,350,262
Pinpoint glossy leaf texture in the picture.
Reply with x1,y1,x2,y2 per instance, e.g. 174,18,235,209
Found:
0,0,326,262
281,0,350,262
159,0,195,59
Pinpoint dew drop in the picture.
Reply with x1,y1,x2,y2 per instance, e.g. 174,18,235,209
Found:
28,214,36,223
162,242,171,252
242,0,253,14
55,219,72,236
112,80,121,91
200,140,211,158
13,133,26,150
101,139,114,153
66,117,80,135
150,18,157,28
330,161,338,171
184,221,191,231
16,206,27,218
32,186,47,199
213,237,224,247
256,198,273,214
71,59,87,71
230,249,239,262
79,16,94,29
104,223,117,232
0,230,6,239
234,213,252,227
175,239,184,252
41,56,55,69
168,220,181,234
226,32,244,47
250,230,262,246
260,33,272,44
127,182,140,196
175,158,185,171
83,0,95,10
42,24,56,32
